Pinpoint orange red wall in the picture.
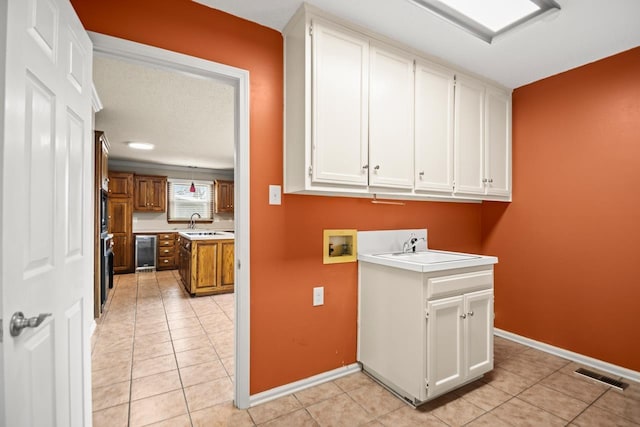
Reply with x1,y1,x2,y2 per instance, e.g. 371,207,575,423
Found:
71,0,483,393
482,47,640,371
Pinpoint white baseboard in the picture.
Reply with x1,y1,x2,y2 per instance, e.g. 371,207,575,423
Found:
249,363,361,408
495,328,640,383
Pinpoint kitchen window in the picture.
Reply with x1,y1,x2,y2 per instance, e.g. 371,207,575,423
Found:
167,178,214,222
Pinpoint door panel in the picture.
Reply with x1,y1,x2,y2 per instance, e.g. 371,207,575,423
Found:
415,61,455,192
485,88,511,196
311,19,369,186
369,43,414,188
427,296,464,397
465,290,494,377
1,0,93,425
454,76,485,195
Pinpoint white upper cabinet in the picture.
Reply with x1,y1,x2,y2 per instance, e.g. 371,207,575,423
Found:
283,5,511,201
368,42,415,189
484,87,511,197
311,19,370,187
454,75,486,196
454,75,512,199
414,61,455,193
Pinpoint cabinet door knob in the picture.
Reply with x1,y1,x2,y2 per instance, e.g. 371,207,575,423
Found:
418,171,424,178
460,313,467,319
374,165,380,170
468,311,474,317
362,164,369,169
488,179,494,183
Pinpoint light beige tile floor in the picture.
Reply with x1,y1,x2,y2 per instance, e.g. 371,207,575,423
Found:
92,272,640,426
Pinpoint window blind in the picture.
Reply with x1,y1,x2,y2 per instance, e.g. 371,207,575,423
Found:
167,179,214,221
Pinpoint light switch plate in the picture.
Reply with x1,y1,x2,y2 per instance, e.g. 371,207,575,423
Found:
269,185,281,205
313,286,324,306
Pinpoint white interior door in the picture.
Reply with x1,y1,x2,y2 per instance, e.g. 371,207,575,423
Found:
0,0,94,426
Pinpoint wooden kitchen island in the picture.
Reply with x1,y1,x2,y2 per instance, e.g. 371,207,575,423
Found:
178,231,234,296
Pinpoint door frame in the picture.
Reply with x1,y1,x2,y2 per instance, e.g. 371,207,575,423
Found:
90,32,251,408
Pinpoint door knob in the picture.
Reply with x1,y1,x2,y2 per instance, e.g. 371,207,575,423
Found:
9,312,52,337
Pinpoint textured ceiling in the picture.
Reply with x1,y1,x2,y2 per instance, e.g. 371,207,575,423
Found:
194,0,640,89
93,55,235,170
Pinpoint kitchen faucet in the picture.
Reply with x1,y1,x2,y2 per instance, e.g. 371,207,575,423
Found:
402,233,426,253
189,212,201,229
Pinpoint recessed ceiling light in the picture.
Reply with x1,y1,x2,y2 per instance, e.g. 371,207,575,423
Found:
127,141,155,150
408,0,560,43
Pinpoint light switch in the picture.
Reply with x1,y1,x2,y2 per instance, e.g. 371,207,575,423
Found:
313,286,324,306
269,185,281,205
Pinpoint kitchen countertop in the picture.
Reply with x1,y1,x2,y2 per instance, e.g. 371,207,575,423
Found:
133,229,234,234
358,250,497,273
178,231,235,241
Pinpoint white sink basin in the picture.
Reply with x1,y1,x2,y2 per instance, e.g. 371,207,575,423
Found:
375,251,479,264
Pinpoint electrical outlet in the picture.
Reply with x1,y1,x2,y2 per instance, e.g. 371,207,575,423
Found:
269,185,281,205
313,286,324,306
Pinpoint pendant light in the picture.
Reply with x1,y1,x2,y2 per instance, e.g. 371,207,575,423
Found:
189,166,196,192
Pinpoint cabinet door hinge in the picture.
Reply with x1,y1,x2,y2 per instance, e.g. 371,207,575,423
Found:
425,308,429,318
309,24,313,36
413,60,416,72
237,260,241,270
308,165,313,177
424,379,429,389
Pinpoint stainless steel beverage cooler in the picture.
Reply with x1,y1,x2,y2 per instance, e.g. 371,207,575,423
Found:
135,235,157,272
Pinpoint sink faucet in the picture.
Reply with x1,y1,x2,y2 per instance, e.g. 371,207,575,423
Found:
189,212,201,229
402,233,426,253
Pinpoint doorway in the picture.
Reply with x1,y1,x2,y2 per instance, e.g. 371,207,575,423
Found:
91,32,251,409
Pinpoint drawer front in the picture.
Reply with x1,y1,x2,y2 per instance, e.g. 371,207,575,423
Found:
158,233,175,240
158,256,176,269
158,239,174,247
158,246,175,257
426,269,493,300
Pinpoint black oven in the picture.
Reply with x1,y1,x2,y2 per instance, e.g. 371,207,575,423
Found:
100,190,108,234
100,234,114,309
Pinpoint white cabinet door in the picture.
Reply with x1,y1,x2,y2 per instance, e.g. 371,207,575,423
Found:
485,88,511,197
454,75,485,196
464,289,494,378
414,61,455,193
368,42,414,189
427,295,465,397
311,20,369,186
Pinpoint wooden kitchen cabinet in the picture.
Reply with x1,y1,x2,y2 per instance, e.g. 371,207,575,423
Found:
134,174,167,212
108,196,133,273
157,232,177,270
179,237,234,296
368,41,414,189
108,171,134,197
96,131,110,192
215,180,234,213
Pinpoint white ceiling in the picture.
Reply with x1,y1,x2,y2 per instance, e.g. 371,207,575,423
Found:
93,55,235,170
194,0,640,89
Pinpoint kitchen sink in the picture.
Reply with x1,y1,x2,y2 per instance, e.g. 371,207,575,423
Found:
375,251,479,264
184,231,232,236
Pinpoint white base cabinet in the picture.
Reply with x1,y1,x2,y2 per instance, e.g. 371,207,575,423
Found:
358,262,494,405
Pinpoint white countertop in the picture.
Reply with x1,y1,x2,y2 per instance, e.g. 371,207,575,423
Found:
358,250,497,273
178,231,235,241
